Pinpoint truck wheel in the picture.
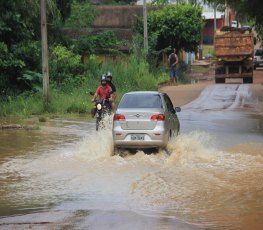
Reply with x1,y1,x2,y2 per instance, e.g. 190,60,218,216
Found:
243,77,253,84
215,78,225,84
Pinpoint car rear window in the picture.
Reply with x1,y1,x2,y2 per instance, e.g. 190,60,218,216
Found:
118,94,162,109
255,49,263,56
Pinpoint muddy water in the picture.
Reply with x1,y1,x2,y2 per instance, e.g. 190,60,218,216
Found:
0,84,263,230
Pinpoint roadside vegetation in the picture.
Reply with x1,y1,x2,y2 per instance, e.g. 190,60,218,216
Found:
0,1,203,118
1,0,263,118
0,54,162,116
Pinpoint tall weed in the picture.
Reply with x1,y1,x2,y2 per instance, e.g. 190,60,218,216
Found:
99,55,157,92
0,55,169,116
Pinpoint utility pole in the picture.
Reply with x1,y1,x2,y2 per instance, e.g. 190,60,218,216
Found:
41,0,49,105
143,0,148,54
214,2,217,44
224,0,229,26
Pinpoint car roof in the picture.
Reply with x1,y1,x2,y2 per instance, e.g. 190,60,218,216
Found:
124,91,163,95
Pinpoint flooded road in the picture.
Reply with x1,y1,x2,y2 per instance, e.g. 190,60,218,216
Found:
0,84,263,230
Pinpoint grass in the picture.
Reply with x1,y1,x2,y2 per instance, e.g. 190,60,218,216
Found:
0,55,165,118
1,50,203,120
202,45,215,58
190,65,211,73
38,117,47,122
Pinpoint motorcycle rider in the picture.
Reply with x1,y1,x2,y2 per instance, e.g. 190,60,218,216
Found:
91,74,112,117
105,71,116,109
91,74,112,102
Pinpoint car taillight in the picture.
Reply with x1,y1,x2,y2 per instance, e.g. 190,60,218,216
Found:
114,114,126,121
151,114,165,121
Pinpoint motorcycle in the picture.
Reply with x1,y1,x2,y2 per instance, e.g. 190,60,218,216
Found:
90,92,112,131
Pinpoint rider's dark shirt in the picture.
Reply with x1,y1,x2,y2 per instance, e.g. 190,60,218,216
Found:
107,81,116,93
169,53,177,67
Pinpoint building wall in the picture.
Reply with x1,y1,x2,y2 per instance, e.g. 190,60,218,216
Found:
92,5,144,28
65,5,158,41
68,5,227,63
91,5,158,41
203,18,224,44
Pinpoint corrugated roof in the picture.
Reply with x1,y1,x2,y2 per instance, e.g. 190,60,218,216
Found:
202,11,224,19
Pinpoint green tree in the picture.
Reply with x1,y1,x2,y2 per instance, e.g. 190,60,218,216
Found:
74,31,121,55
56,0,72,22
49,45,83,87
0,0,40,94
0,1,39,47
134,3,204,52
64,0,97,28
204,0,263,38
0,0,74,95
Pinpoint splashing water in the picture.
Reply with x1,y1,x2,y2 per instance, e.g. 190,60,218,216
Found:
128,132,263,229
76,129,114,160
166,131,217,165
1,126,263,229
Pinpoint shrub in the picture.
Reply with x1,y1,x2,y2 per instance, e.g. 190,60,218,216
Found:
49,45,83,87
73,31,123,55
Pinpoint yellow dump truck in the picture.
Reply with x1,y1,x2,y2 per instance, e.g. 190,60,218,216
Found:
214,27,254,83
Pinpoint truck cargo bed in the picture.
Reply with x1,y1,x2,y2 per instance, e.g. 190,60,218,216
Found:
215,31,253,61
214,28,254,84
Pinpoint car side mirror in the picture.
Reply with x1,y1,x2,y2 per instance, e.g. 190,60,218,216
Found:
174,107,181,113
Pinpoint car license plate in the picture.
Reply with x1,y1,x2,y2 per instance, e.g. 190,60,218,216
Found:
131,134,145,141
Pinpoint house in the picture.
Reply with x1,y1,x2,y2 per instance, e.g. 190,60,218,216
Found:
202,12,224,45
66,3,237,63
202,6,238,45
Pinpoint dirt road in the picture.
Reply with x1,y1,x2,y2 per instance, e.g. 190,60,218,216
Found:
160,69,263,107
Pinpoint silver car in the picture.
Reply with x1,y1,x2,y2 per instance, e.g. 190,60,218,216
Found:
112,91,181,153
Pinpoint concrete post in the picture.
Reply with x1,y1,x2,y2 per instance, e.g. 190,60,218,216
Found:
143,0,148,53
41,0,49,104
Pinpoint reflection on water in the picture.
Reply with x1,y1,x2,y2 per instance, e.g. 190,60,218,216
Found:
0,123,263,229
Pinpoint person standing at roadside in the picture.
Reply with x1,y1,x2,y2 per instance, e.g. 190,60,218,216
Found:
168,48,179,85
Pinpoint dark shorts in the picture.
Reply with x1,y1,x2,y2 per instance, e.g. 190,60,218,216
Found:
170,66,177,78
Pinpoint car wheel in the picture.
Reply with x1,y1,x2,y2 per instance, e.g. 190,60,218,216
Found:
168,130,173,141
112,147,119,156
113,147,127,157
162,147,171,156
